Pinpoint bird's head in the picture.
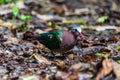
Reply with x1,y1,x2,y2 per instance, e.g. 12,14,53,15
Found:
71,25,84,37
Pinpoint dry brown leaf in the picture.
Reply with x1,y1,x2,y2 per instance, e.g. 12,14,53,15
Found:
67,54,75,59
55,70,69,79
89,25,120,32
54,59,66,69
69,63,81,72
0,19,16,29
111,60,120,79
64,63,82,80
65,72,78,80
96,59,113,80
34,53,51,64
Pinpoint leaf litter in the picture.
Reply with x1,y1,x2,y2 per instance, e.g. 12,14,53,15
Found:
0,0,120,80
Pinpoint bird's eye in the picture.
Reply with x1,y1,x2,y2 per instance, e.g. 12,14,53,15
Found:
74,29,78,32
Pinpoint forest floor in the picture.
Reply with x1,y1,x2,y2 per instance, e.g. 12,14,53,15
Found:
0,0,120,80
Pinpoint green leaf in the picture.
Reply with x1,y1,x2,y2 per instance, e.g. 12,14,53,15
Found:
96,52,108,59
20,14,27,21
80,25,87,28
12,5,19,16
4,0,11,3
104,54,109,59
117,45,120,51
18,24,28,31
97,16,109,23
56,25,62,30
117,60,120,64
47,22,62,30
20,14,32,21
48,21,52,27
96,53,104,57
26,15,32,20
90,74,94,78
0,0,4,4
0,0,11,4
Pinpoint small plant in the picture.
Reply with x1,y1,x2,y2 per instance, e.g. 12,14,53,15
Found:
96,52,109,59
12,4,19,22
47,21,62,30
12,5,19,16
19,14,32,31
97,16,109,23
0,0,11,4
56,25,62,30
11,4,32,31
90,74,94,78
11,5,32,31
117,45,120,51
18,24,28,31
20,14,32,21
96,52,104,57
117,60,120,64
47,21,52,27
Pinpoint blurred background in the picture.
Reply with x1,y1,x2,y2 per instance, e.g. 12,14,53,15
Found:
1,0,120,27
1,0,120,80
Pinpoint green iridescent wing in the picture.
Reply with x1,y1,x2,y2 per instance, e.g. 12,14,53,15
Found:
38,30,64,49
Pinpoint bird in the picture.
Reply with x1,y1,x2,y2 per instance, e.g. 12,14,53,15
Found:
35,25,83,52
34,25,83,53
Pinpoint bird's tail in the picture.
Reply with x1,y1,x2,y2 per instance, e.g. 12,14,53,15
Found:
34,34,41,41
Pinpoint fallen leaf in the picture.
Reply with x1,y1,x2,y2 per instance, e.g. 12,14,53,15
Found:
111,60,120,79
34,53,51,64
0,19,16,29
96,59,113,80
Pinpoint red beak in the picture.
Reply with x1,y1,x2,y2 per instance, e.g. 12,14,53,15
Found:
79,33,84,37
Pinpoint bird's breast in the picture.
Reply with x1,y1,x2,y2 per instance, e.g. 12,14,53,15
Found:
61,31,76,48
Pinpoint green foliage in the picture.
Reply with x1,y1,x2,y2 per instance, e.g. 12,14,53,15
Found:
117,60,120,64
0,0,4,4
48,21,52,27
117,45,120,51
97,16,109,23
18,24,28,31
0,0,11,4
56,25,62,30
19,14,32,31
47,21,62,30
80,25,87,28
90,74,94,78
4,0,11,3
20,14,32,21
96,52,103,57
96,52,109,59
12,5,19,17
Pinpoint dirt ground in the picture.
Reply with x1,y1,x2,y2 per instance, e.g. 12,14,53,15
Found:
0,0,120,80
